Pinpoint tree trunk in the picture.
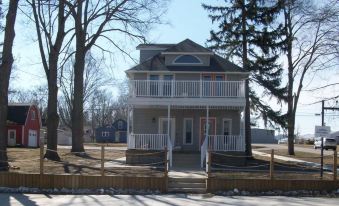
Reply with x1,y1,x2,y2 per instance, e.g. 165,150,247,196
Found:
285,2,295,155
0,0,19,171
241,0,252,157
44,56,60,160
71,4,86,152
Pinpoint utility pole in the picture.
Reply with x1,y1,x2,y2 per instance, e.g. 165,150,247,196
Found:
320,100,324,178
320,100,339,178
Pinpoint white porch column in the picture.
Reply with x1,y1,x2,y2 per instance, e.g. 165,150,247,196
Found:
205,106,209,147
167,104,171,143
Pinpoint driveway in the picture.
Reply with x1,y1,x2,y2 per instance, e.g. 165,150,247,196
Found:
1,194,339,206
253,144,337,156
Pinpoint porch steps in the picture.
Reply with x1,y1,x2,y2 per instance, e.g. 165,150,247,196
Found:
168,177,206,193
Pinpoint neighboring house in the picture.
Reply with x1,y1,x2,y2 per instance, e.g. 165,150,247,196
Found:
251,128,277,144
330,131,339,144
95,119,127,143
6,104,41,147
125,39,248,167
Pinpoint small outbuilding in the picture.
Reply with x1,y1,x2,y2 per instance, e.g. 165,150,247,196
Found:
95,119,127,143
6,104,41,147
251,128,277,144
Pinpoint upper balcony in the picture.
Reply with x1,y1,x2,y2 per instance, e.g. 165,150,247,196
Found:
128,80,246,108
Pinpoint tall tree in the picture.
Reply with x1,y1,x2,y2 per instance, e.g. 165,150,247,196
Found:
203,0,286,156
282,0,339,155
28,0,70,160
0,0,19,171
64,0,167,152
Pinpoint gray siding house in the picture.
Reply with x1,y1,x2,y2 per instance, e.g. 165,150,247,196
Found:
125,39,249,167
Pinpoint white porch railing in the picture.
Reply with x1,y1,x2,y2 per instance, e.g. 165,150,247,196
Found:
128,134,168,150
208,135,245,151
128,133,173,168
129,80,245,98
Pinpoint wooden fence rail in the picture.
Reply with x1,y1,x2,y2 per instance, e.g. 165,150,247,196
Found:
0,173,166,192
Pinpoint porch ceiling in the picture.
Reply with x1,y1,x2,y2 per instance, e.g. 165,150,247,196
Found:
128,97,245,110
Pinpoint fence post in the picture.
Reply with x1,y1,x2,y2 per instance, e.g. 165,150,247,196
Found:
334,150,337,181
270,149,274,180
40,138,44,175
101,145,105,176
164,146,168,192
164,146,168,177
207,150,211,178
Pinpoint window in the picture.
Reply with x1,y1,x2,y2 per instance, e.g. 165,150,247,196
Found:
163,75,173,96
173,55,202,64
149,75,159,96
222,119,232,136
118,121,123,130
183,118,193,145
31,111,36,120
102,131,110,137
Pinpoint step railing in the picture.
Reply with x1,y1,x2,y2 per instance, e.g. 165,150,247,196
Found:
129,80,245,98
200,137,208,168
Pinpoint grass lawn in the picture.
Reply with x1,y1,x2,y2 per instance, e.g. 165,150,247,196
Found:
5,146,163,177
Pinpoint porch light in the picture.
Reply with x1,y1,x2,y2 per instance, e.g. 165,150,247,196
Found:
152,117,156,123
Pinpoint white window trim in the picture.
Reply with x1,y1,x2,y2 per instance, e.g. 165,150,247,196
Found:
172,54,203,65
183,118,193,145
222,118,232,136
102,131,110,137
8,129,16,139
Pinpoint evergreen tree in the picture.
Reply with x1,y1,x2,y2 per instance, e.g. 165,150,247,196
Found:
203,0,286,156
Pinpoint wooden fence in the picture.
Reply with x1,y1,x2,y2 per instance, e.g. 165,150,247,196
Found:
207,178,339,192
0,173,167,192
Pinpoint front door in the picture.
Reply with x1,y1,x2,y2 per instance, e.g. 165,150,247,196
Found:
200,118,216,146
159,118,176,146
7,130,16,146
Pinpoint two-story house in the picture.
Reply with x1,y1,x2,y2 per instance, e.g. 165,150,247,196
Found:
125,39,248,168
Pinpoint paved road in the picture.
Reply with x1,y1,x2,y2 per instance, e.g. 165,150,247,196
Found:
1,194,339,206
253,144,337,156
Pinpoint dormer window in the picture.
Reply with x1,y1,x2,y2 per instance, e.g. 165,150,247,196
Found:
31,111,36,120
173,55,202,64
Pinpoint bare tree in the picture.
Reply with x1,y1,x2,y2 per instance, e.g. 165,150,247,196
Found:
58,51,110,129
27,0,71,160
64,0,167,152
283,0,339,155
0,0,19,171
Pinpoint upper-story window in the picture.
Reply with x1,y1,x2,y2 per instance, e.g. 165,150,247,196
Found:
173,55,202,64
118,121,123,130
31,111,36,120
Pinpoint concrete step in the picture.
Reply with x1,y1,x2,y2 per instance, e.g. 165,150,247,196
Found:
168,187,206,193
169,182,206,188
168,178,206,183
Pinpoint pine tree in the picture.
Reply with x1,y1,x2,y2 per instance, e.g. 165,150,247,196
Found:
203,0,286,156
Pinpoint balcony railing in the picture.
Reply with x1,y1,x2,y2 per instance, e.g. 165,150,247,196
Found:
128,133,169,150
129,80,245,98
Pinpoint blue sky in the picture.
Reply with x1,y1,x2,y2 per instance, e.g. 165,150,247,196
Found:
9,0,339,135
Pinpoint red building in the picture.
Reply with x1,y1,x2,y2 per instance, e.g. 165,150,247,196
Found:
6,104,41,147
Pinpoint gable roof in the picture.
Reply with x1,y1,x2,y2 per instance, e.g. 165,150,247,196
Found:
7,104,31,125
126,39,246,73
162,39,213,53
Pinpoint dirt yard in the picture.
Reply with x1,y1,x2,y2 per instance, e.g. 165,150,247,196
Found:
212,156,333,180
259,149,338,166
6,146,163,177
